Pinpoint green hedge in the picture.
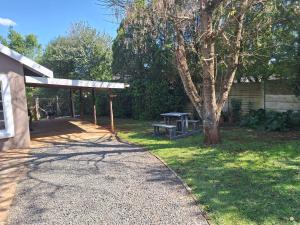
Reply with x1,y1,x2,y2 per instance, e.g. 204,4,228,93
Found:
113,78,187,120
241,109,300,131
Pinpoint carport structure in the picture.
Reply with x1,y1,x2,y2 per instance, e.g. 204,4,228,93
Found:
25,76,129,133
0,43,129,151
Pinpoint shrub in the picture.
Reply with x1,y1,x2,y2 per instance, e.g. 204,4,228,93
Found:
287,110,300,130
113,78,187,120
241,109,300,131
230,98,242,122
240,109,266,129
265,111,289,131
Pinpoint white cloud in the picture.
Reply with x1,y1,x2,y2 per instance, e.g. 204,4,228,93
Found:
0,18,16,26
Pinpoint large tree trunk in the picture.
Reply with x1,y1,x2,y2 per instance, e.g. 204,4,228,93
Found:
203,123,220,144
173,0,248,145
200,0,221,144
175,4,222,144
202,73,221,144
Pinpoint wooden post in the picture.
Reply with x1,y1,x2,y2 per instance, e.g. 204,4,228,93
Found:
70,89,75,118
80,89,84,119
56,95,61,116
263,79,266,110
35,97,40,120
92,89,97,125
109,93,117,133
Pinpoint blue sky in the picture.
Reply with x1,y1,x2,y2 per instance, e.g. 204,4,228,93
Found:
0,0,119,47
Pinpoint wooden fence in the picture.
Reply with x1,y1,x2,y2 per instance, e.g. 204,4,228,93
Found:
185,80,300,115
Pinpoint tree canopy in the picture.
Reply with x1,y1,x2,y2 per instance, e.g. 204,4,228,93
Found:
112,22,187,119
42,22,113,81
101,0,299,144
0,27,42,60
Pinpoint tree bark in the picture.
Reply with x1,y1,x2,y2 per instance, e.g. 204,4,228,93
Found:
216,0,249,118
200,0,221,144
174,1,222,144
203,123,220,145
173,0,249,144
175,26,203,118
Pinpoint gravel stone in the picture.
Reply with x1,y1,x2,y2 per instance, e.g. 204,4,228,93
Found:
7,137,208,225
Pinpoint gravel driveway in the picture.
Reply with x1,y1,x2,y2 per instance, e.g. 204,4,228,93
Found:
7,136,208,225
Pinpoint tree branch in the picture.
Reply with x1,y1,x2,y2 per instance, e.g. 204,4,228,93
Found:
174,24,203,117
216,0,250,116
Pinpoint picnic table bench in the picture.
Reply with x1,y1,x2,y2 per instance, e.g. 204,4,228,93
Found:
153,112,202,140
161,112,189,133
176,119,201,131
152,123,177,140
188,120,201,130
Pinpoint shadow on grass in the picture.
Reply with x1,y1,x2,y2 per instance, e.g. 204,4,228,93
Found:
4,135,208,224
120,127,300,225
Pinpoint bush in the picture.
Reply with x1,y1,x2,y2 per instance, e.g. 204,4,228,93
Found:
265,111,289,131
287,110,300,130
113,78,187,120
241,109,300,131
240,109,266,129
230,98,242,122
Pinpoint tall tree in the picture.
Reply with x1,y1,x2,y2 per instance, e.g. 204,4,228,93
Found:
0,27,42,60
112,22,187,119
101,0,299,144
42,22,112,81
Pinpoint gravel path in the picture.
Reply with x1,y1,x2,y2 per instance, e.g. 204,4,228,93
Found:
7,136,208,225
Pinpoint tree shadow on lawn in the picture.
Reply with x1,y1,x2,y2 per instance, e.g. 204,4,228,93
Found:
4,139,151,224
124,129,300,225
6,136,209,224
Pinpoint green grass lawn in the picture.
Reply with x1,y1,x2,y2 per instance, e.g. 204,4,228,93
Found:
107,118,300,225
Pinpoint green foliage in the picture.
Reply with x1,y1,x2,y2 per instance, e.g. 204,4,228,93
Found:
230,98,242,122
112,22,187,119
0,27,42,60
35,22,113,116
114,78,186,120
236,0,300,83
241,109,300,131
265,111,290,131
26,23,113,117
0,28,43,102
241,109,266,129
105,0,299,125
41,22,112,81
286,110,300,130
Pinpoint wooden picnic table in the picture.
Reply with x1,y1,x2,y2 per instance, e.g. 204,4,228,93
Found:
160,112,189,133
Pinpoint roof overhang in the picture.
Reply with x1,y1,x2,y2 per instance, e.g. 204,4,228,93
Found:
0,43,53,78
25,76,130,90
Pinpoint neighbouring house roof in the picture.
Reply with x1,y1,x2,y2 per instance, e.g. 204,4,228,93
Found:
25,76,130,90
0,43,53,78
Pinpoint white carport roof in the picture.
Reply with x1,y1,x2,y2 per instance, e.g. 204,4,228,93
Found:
0,43,53,78
0,44,129,90
25,76,130,90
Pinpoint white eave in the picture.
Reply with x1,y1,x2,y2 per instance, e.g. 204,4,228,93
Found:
25,76,130,90
0,43,53,78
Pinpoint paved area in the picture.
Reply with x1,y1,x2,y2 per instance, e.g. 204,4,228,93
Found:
0,149,29,224
0,119,111,224
7,136,208,225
